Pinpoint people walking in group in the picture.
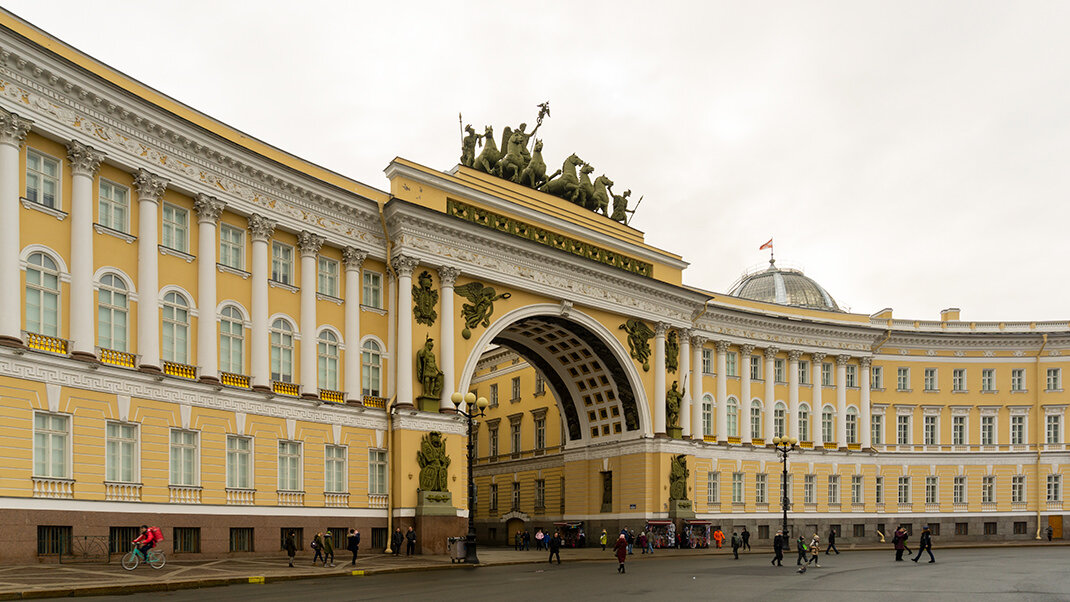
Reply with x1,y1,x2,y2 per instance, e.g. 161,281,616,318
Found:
912,525,935,563
311,532,325,565
713,528,725,549
796,536,808,566
405,526,417,555
807,534,821,567
322,530,335,567
391,527,403,556
347,528,360,566
826,527,840,555
548,531,562,564
772,530,785,566
892,526,908,561
284,530,297,567
741,526,751,551
731,531,741,559
600,529,608,551
613,533,628,574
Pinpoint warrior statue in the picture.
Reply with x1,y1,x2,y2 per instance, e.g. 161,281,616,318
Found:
416,336,444,404
669,454,689,501
417,432,451,492
460,124,482,168
666,380,682,428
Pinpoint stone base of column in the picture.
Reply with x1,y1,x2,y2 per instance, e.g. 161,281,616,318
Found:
654,432,670,439
252,384,271,393
0,335,25,349
345,398,365,407
138,364,162,374
301,392,320,401
438,407,458,415
394,401,415,410
198,375,220,385
70,350,98,363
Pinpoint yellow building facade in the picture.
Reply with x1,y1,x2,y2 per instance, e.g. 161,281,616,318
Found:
0,9,1067,562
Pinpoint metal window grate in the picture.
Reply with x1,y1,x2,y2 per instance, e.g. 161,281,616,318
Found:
37,525,72,555
173,527,200,553
280,528,303,551
329,527,347,548
109,526,139,555
371,527,388,550
229,527,254,552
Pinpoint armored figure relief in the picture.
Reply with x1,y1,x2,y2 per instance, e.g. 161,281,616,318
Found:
416,336,444,404
665,330,679,374
666,380,682,428
412,270,439,326
619,319,654,371
669,454,689,501
609,187,633,223
454,281,512,339
417,431,451,492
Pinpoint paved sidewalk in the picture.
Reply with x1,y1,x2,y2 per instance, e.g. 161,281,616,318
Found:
1,541,1067,599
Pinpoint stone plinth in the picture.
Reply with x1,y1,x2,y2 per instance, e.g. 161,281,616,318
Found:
415,491,464,554
668,499,695,520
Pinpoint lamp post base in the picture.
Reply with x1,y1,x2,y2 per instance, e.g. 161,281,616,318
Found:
464,533,480,564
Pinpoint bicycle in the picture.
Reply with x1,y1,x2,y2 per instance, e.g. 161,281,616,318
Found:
121,545,166,570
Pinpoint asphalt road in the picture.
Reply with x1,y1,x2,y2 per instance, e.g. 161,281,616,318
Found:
92,547,1070,601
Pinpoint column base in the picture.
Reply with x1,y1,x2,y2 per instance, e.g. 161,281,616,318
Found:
438,407,458,415
301,393,320,401
654,432,669,439
138,364,162,374
252,385,272,393
70,350,98,363
0,335,25,349
198,375,220,385
394,402,415,411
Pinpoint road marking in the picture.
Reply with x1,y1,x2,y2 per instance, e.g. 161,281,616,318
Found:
352,570,365,576
248,576,265,584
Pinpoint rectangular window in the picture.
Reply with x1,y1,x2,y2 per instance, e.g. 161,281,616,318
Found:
702,348,712,374
534,373,545,396
804,474,816,504
1014,521,1028,535
271,242,294,285
755,473,767,504
875,476,884,504
981,415,995,445
105,421,137,483
489,427,499,458
799,360,810,385
1047,414,1062,444
219,224,244,270
955,522,968,536
981,369,995,392
362,270,383,309
726,352,738,377
37,525,72,556
822,362,833,387
278,441,302,492
1012,475,1025,503
512,482,521,510
758,525,770,540
110,527,140,555
1011,415,1025,445
26,149,60,208
534,417,546,451
845,365,857,388
173,527,201,554
897,415,911,445
984,522,997,535
871,414,883,445
853,524,866,538
982,476,995,504
161,203,189,253
511,377,521,402
750,356,761,380
732,472,744,503
510,421,521,456
827,475,840,504
489,483,498,511
169,429,198,486
1048,368,1062,391
1012,369,1025,392
325,445,346,493
774,358,785,383
953,368,966,392
98,179,129,232
490,384,499,407
897,367,910,391
898,476,911,505
871,366,883,389
229,527,254,552
953,476,966,504
1048,474,1062,502
279,528,303,552
925,476,938,504
923,414,938,444
702,400,713,436
535,479,546,509
924,368,937,391
952,415,967,446
851,475,863,504
226,435,252,490
369,449,387,495
317,256,339,297
707,472,720,505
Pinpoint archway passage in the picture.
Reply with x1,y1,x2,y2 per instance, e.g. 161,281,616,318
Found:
492,315,641,442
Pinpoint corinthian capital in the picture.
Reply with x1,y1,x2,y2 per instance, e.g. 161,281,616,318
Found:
132,168,168,203
248,214,276,242
715,340,731,353
438,265,461,288
66,139,105,176
392,254,418,278
0,110,32,148
193,194,225,224
739,344,755,356
788,350,803,362
859,356,873,369
298,230,326,257
655,322,669,337
342,246,367,270
764,346,780,359
837,354,852,366
811,352,827,363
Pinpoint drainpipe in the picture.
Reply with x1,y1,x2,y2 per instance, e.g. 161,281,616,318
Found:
871,329,892,355
1035,334,1048,540
384,394,398,552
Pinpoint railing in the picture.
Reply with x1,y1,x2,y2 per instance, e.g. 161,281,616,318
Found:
226,488,255,505
169,485,202,504
25,332,69,355
925,503,939,512
163,361,197,380
982,502,997,511
751,438,764,446
823,442,838,450
319,389,345,403
703,435,717,443
362,395,387,409
278,490,305,506
954,503,967,512
273,381,300,397
800,441,814,449
898,503,913,512
325,492,349,508
104,482,141,502
368,493,388,509
727,436,741,444
220,372,250,389
98,348,136,368
1012,502,1026,511
32,477,74,499
847,443,862,451
1047,500,1064,511
60,535,109,564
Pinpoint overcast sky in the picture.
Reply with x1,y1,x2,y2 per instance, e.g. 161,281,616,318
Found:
7,1,1070,321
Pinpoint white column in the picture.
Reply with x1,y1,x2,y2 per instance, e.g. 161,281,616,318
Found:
691,335,704,440
438,266,460,412
298,230,325,398
837,354,850,448
133,169,168,372
860,357,872,449
679,330,691,438
653,322,667,436
740,344,754,444
342,246,366,402
0,111,32,347
764,347,778,443
715,340,729,443
812,352,826,447
393,254,418,409
193,195,225,381
248,214,275,390
66,140,105,361
788,350,801,441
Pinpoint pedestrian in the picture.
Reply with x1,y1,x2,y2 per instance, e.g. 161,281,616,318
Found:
912,525,935,563
284,530,297,567
646,531,655,554
731,532,741,560
515,531,522,551
807,534,821,567
536,529,545,551
628,528,636,554
613,533,628,574
1047,525,1054,541
347,528,360,566
741,526,751,551
405,526,417,555
623,528,633,555
892,527,906,561
600,529,608,551
578,530,586,548
548,531,562,564
322,530,335,567
826,527,840,555
713,528,725,549
638,531,648,554
772,530,785,566
391,527,403,556
311,532,324,565
796,536,808,566
523,530,531,550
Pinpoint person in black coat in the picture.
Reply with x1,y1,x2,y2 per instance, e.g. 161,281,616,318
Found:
741,526,751,551
912,525,935,563
796,536,808,565
405,526,417,555
826,527,840,554
347,528,361,566
284,531,297,567
548,531,562,564
771,530,785,566
391,527,403,556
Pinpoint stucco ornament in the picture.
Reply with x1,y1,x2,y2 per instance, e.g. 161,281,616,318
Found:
417,431,451,492
669,454,689,501
416,336,444,405
666,380,682,428
412,270,438,327
665,330,680,374
619,319,654,371
454,281,512,339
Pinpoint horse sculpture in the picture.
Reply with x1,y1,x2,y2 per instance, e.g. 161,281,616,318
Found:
540,153,584,201
573,163,595,208
495,129,527,182
472,125,500,174
591,175,613,216
518,139,547,189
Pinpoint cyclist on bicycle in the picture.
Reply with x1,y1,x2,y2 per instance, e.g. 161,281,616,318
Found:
132,525,158,557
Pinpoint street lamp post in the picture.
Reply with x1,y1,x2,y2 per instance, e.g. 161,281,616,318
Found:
451,391,488,564
772,436,798,540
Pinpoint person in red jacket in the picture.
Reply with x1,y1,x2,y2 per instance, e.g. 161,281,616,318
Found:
131,525,157,557
613,534,629,574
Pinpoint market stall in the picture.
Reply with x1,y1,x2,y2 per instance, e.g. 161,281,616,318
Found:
645,520,675,548
684,520,711,548
553,521,586,547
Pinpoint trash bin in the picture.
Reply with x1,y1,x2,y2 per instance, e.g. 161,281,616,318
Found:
448,537,467,563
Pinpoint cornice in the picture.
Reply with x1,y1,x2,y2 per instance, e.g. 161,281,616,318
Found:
695,306,883,354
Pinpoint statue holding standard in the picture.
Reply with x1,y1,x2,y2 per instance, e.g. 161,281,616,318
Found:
416,336,444,410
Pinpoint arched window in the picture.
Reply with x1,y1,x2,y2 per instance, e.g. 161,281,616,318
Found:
773,402,787,438
702,395,714,436
751,401,762,439
219,306,244,374
726,397,738,437
161,292,190,363
799,405,810,442
822,405,836,443
25,252,60,336
317,330,339,391
270,318,294,383
846,407,859,444
97,274,128,351
361,339,382,396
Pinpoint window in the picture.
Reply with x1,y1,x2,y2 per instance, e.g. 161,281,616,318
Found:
1014,521,1028,535
1047,368,1062,391
707,472,720,505
853,524,865,538
33,413,69,478
229,528,254,552
173,527,201,554
871,414,883,445
226,435,252,489
953,476,966,504
512,481,521,510
25,252,60,336
750,403,761,439
219,306,244,374
534,373,545,396
97,274,128,351
953,369,966,392
758,525,770,539
925,476,938,505
169,430,198,486
822,406,835,443
952,415,967,446
981,369,995,392
161,291,190,364
1012,475,1025,503
799,360,810,385
488,483,499,512
822,362,833,386
278,441,302,491
105,422,137,483
702,348,712,374
897,415,911,445
490,383,499,407
270,318,294,383
750,355,761,380
37,525,72,556
984,522,997,535
924,368,937,391
317,330,340,391
828,475,840,504
362,270,383,309
511,376,521,402
1011,415,1025,445
1012,369,1025,392
875,476,884,504
1048,474,1062,502
510,421,521,455
317,256,339,297
161,203,189,253
534,417,546,451
871,366,883,389
271,242,294,285
731,473,744,503
702,397,713,436
325,445,346,493
726,352,738,377
804,474,816,504
845,365,857,388
26,149,60,208
897,367,910,391
726,398,738,437
278,528,303,552
924,415,937,445
219,224,244,270
369,449,387,495
897,476,911,505
361,340,382,396
489,426,499,458
851,475,863,505
981,415,995,445
1046,414,1062,444
982,476,995,504
535,479,546,509
955,522,968,536
98,179,129,232
845,408,858,444
799,406,810,442
774,358,785,383
755,473,767,504
773,402,786,438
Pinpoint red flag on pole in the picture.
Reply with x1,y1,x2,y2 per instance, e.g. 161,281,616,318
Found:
759,238,773,251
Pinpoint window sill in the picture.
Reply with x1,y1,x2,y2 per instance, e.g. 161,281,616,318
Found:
923,389,940,393
317,292,343,305
980,389,998,394
952,390,969,394
269,279,298,293
21,197,67,220
1011,390,1029,394
360,304,387,315
1046,389,1064,394
94,223,136,243
159,245,195,263
217,263,250,279
897,388,913,393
